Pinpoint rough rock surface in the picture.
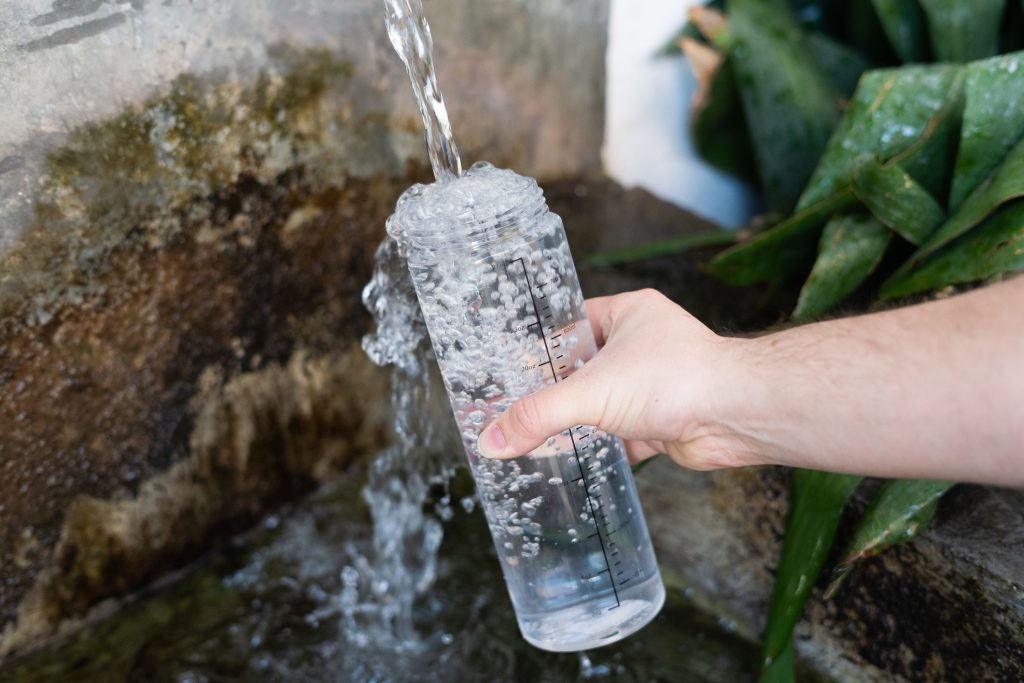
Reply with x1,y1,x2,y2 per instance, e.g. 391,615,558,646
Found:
1,168,1022,680
0,0,610,659
2,1,1021,679
636,465,1024,683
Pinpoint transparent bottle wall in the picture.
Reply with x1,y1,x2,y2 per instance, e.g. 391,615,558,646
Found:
392,163,664,651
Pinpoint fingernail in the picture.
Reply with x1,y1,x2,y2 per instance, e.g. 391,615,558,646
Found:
478,423,508,458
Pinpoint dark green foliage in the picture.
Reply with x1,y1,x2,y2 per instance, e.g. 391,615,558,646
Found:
659,4,1024,675
706,50,1024,309
919,0,1006,61
871,0,929,62
723,0,842,213
852,158,946,245
796,64,964,212
949,52,1024,211
708,62,963,288
760,471,863,671
692,58,760,183
805,32,871,96
910,135,1024,265
1004,1,1024,52
882,202,1024,297
825,479,954,598
708,190,856,285
582,231,737,267
793,215,891,321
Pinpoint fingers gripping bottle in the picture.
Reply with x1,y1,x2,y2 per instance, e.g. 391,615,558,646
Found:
388,162,665,652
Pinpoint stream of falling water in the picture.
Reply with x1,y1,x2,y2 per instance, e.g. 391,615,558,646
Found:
327,0,468,658
382,0,462,181
334,235,459,653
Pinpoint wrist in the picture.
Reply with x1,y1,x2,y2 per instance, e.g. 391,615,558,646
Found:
683,334,782,470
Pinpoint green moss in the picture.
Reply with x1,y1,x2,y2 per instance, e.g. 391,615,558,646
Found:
0,47,361,332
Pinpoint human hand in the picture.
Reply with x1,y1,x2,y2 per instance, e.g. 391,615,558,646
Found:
475,279,1024,485
476,289,765,471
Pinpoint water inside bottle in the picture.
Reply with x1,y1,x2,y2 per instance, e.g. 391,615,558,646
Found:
387,163,664,651
377,0,663,653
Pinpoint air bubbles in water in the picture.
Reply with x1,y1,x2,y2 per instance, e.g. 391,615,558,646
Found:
325,221,458,657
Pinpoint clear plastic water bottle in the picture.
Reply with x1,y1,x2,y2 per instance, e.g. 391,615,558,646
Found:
388,162,665,652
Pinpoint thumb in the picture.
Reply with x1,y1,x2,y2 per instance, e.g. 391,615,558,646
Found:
477,370,603,459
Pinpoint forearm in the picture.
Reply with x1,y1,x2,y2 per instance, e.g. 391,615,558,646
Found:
721,277,1024,485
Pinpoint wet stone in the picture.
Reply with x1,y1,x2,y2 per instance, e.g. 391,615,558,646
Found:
0,0,612,661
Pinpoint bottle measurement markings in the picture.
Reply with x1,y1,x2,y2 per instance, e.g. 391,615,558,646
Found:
505,257,634,606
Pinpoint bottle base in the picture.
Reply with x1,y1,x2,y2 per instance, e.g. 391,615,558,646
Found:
518,573,666,653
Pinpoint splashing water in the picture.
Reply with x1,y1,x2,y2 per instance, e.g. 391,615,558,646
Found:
324,0,468,657
332,236,458,653
383,0,463,182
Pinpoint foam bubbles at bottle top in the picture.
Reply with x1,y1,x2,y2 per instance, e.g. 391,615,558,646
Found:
388,162,546,259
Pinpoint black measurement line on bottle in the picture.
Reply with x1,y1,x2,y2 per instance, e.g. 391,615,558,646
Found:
505,257,623,608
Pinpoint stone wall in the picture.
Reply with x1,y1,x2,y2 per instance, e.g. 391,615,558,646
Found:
4,3,1020,679
0,0,610,660
636,465,1024,682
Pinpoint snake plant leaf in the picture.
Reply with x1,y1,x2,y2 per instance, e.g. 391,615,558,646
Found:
711,65,963,287
661,3,730,56
659,24,702,57
761,470,863,670
904,134,1024,266
949,52,1024,211
871,0,929,63
707,190,857,285
760,639,796,683
805,31,872,98
919,0,1007,62
852,158,946,245
630,453,665,475
693,58,758,183
824,479,953,599
797,64,965,212
682,39,759,183
582,229,738,267
881,201,1024,297
725,0,842,213
690,5,732,48
793,215,892,322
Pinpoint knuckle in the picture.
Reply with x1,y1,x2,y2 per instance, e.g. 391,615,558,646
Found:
636,288,665,305
637,287,659,299
684,456,724,472
670,441,745,471
620,289,669,323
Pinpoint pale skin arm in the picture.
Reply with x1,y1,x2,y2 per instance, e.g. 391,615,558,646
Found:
477,277,1024,488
